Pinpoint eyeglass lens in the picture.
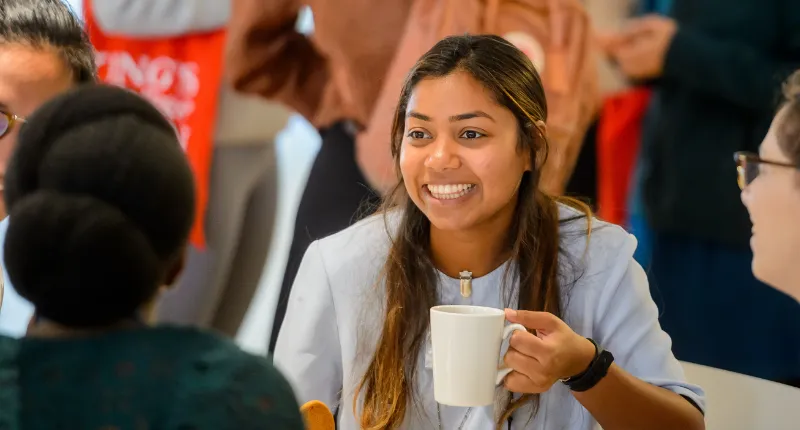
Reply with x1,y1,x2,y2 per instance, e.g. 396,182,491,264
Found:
0,113,9,138
737,158,760,190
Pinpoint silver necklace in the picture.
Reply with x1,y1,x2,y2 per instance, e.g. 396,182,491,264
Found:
459,270,473,298
437,403,473,430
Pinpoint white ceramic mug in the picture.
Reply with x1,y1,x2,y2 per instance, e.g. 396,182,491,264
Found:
430,305,527,407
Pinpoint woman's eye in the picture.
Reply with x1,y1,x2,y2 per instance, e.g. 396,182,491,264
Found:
407,130,430,140
460,130,485,139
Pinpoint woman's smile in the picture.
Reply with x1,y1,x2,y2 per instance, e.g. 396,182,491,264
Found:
424,183,478,204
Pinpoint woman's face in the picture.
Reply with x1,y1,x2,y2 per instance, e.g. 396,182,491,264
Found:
399,71,531,232
0,44,74,217
741,108,800,302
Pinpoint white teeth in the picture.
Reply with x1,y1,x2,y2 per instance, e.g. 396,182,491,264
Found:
427,184,475,200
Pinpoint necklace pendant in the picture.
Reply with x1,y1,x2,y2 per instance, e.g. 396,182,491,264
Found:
459,271,473,298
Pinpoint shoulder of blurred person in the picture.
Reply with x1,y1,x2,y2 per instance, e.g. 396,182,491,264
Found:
2,326,304,429
161,327,305,429
0,334,20,427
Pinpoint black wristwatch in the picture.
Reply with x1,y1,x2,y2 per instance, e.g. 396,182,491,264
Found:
561,338,614,392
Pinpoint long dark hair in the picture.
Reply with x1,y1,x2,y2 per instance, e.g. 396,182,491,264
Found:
354,34,592,429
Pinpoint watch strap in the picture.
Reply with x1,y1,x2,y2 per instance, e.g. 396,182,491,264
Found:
562,338,615,392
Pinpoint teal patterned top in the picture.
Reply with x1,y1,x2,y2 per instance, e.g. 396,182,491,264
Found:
0,326,305,430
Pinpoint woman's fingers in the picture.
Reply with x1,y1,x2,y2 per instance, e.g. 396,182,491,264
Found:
508,329,549,358
503,346,559,393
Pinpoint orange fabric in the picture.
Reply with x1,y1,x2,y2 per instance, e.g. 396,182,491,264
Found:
83,0,224,248
358,0,599,195
226,0,414,128
596,87,652,225
300,400,335,430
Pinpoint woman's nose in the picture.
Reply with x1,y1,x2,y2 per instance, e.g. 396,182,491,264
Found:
424,136,461,171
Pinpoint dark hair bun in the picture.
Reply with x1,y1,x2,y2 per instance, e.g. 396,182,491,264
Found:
5,191,160,326
3,84,195,327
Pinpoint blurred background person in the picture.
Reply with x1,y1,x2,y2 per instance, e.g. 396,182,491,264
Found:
0,84,303,430
226,0,414,353
620,0,673,271
739,70,800,304
608,0,800,385
86,0,291,337
591,0,670,268
567,0,638,210
0,0,97,336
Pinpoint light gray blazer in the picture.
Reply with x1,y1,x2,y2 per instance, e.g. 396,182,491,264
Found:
274,205,705,429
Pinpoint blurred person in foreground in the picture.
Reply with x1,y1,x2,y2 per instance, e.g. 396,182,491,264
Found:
0,84,303,430
739,70,800,304
0,0,96,335
226,0,414,353
88,0,291,337
607,1,800,384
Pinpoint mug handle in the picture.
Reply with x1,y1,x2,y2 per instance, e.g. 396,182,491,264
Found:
496,323,528,385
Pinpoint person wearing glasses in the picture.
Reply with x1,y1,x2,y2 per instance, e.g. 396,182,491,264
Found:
606,0,800,386
0,0,96,218
0,0,97,336
737,70,800,304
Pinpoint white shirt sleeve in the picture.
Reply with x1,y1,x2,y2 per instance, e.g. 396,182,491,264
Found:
274,241,343,411
591,239,706,413
0,217,35,338
90,0,231,37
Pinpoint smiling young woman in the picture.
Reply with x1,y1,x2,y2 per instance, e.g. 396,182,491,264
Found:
274,35,705,430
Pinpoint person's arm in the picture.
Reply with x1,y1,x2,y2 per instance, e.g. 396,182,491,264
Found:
225,0,329,121
572,363,703,430
504,229,705,429
663,7,800,111
273,241,343,411
90,0,230,36
576,253,705,429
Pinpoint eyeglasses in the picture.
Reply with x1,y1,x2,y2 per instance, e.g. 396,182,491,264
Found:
734,151,800,190
0,110,26,139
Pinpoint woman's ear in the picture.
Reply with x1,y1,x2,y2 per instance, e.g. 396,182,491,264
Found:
524,120,548,171
533,120,547,140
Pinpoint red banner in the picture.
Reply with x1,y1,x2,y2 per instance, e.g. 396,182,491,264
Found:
84,0,224,248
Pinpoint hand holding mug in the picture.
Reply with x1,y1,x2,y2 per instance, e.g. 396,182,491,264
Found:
502,309,596,394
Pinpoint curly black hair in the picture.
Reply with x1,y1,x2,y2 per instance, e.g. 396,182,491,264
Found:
3,84,195,327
